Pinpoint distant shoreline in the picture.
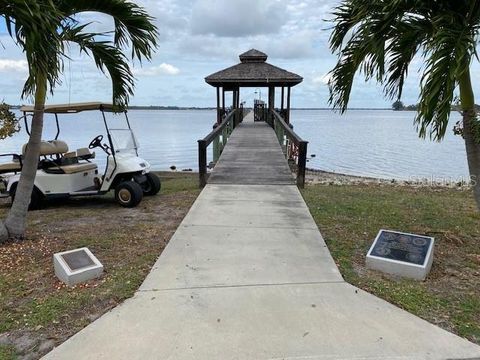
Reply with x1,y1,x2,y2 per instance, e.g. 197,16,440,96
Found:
128,107,396,111
9,105,398,111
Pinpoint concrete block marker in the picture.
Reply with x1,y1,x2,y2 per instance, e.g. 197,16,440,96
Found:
53,247,103,286
366,229,434,280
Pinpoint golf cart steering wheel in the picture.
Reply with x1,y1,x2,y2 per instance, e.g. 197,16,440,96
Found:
89,135,104,149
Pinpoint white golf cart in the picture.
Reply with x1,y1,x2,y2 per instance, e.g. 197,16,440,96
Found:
0,102,160,208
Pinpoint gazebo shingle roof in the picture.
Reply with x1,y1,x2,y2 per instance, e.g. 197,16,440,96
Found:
205,49,303,87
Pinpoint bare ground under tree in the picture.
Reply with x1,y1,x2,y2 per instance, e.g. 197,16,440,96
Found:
0,172,199,360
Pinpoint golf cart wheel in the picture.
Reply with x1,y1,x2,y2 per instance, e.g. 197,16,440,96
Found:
115,181,143,207
10,183,43,210
143,173,161,196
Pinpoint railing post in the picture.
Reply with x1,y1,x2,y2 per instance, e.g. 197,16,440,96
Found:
297,141,308,188
222,126,228,148
212,123,220,162
198,139,207,188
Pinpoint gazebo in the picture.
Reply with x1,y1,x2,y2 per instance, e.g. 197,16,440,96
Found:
205,49,303,125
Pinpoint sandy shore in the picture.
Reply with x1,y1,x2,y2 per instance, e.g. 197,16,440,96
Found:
305,168,473,189
168,168,472,189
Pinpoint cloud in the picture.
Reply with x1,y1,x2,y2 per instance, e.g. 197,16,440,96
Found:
190,0,287,37
250,31,315,59
134,63,180,76
0,59,28,72
74,12,114,34
0,0,445,109
312,73,331,85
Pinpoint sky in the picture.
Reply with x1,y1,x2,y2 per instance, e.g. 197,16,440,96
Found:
1,0,480,108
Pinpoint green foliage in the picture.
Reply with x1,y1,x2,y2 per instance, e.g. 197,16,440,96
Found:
1,0,64,99
453,112,480,143
392,100,404,111
328,0,480,141
0,0,158,108
0,344,16,360
0,103,20,140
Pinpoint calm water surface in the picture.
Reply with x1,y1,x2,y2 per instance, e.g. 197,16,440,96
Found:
292,110,469,180
0,109,469,181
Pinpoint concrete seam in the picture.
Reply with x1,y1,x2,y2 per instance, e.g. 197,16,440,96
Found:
138,280,346,293
180,223,320,230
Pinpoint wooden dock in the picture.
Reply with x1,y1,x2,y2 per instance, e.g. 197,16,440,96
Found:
208,111,295,185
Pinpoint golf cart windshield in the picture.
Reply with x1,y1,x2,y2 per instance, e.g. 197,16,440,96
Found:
19,102,140,156
110,129,139,154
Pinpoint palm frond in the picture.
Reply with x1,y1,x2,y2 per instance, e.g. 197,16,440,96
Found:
2,0,157,107
382,14,431,100
0,0,63,97
56,0,158,62
327,0,480,140
61,26,134,108
416,14,476,140
1,0,64,98
328,2,401,111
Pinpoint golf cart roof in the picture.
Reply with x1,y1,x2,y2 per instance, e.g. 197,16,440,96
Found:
20,102,117,114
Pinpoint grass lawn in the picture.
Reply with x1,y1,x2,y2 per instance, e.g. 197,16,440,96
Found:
302,183,480,345
0,172,200,359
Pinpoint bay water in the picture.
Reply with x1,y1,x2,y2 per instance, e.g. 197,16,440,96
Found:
0,109,469,182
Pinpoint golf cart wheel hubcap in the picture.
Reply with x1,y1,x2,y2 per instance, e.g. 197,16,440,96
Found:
119,189,131,203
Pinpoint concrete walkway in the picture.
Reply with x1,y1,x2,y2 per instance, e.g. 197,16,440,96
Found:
44,113,480,359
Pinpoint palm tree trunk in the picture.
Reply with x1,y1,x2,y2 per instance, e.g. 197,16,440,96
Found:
458,67,480,209
1,75,47,240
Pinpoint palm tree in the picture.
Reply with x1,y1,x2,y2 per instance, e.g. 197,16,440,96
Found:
328,0,480,209
0,0,157,241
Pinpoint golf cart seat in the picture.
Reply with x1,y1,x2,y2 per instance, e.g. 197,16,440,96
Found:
22,140,69,156
64,151,77,158
57,162,97,174
76,148,95,160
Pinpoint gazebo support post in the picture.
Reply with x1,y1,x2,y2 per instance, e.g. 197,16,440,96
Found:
212,87,220,162
232,89,237,127
268,86,275,126
268,86,275,110
281,87,285,112
222,87,225,118
286,86,291,124
216,87,221,124
236,88,242,123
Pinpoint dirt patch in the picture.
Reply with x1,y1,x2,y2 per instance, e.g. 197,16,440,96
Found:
0,172,199,359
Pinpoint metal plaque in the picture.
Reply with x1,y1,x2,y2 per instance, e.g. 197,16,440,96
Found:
370,230,432,265
61,249,96,271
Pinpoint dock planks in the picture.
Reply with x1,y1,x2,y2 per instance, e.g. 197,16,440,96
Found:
207,111,295,185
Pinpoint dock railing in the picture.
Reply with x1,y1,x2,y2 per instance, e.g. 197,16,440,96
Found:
270,110,308,188
198,109,237,187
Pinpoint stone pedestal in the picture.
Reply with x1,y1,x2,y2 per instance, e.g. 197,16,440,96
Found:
366,230,434,280
54,247,103,286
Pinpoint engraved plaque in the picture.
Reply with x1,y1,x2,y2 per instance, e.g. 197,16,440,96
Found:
366,230,434,280
370,231,432,265
61,250,95,271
